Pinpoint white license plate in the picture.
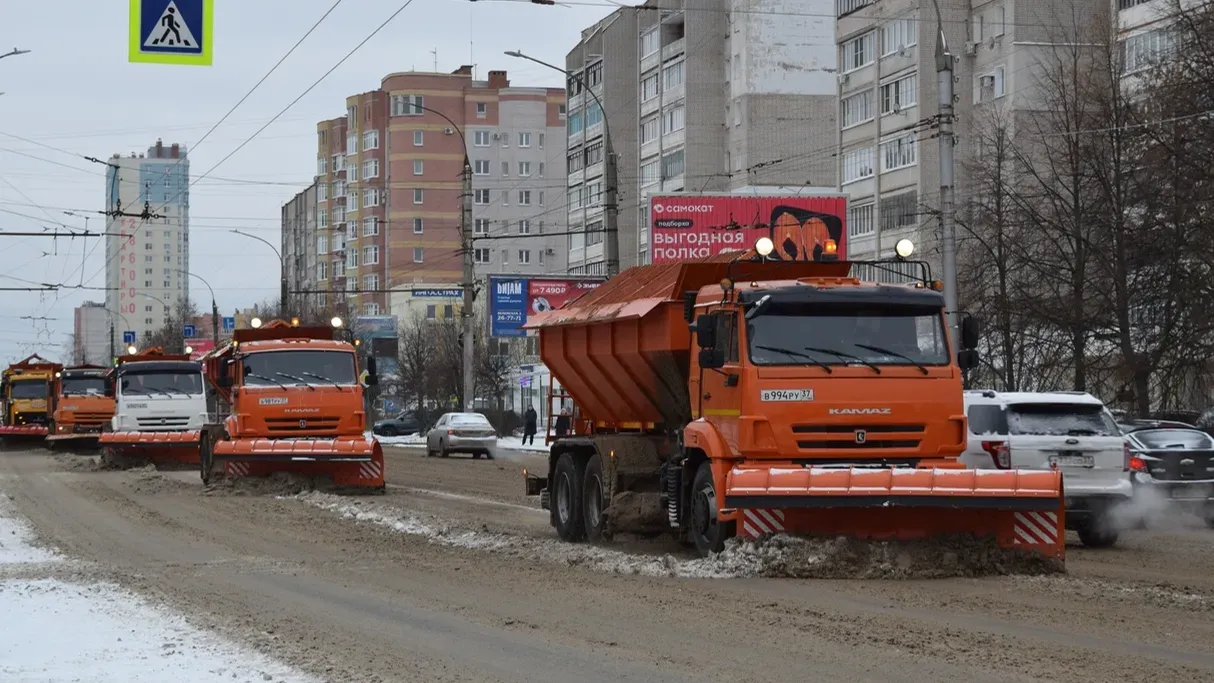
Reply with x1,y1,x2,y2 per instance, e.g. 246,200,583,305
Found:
760,389,814,402
1049,454,1094,468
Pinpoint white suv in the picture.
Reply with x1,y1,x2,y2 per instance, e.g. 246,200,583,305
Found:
961,390,1131,548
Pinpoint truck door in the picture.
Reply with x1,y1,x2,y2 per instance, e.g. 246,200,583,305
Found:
698,313,743,453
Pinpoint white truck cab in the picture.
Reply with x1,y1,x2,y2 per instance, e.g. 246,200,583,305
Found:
111,359,209,433
961,389,1131,548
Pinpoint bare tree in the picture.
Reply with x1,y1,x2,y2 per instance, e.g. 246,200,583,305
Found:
139,298,200,353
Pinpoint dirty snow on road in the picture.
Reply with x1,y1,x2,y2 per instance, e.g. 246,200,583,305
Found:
0,498,318,683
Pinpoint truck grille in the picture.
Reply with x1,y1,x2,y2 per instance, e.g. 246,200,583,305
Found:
265,417,341,435
72,413,112,429
136,416,191,430
792,423,924,450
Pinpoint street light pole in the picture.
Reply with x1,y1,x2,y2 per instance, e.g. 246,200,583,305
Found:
231,229,287,318
505,49,619,277
0,48,30,61
173,269,220,346
931,1,959,347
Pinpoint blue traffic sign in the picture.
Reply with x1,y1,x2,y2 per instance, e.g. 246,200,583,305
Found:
222,316,235,331
129,0,213,66
183,324,197,338
122,331,137,344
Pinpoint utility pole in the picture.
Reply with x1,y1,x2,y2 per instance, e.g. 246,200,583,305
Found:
108,319,116,362
211,299,220,346
934,7,959,348
460,158,476,411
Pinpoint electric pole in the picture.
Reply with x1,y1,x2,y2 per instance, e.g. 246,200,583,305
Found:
935,13,959,348
460,158,476,411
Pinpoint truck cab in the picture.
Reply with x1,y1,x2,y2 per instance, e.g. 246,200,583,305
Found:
111,356,208,434
0,355,62,438
48,365,116,444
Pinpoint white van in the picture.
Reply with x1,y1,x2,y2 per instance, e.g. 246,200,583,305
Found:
961,390,1131,547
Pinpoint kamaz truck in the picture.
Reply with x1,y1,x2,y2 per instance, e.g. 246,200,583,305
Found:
98,347,207,469
0,354,62,443
46,364,116,451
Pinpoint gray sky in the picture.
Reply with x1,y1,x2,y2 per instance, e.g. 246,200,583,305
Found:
0,0,611,363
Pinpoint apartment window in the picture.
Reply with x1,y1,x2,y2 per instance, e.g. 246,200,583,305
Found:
363,245,380,265
347,164,359,182
842,146,875,183
413,188,424,204
346,248,359,268
641,73,659,102
662,60,684,90
538,163,545,177
413,159,424,175
474,130,490,146
164,255,171,262
558,104,566,118
363,217,379,236
413,130,424,146
318,211,328,228
363,158,380,178
519,132,531,147
473,159,490,176
587,62,603,87
363,274,379,292
843,32,875,72
661,149,685,178
501,249,509,265
348,190,359,211
539,133,545,148
841,90,874,128
363,188,379,206
413,247,424,263
473,218,489,235
317,157,327,175
848,203,875,237
500,131,509,147
499,161,508,176
518,190,532,206
976,66,1007,101
838,0,873,17
880,74,917,113
362,129,379,149
518,161,532,176
640,116,660,144
585,104,603,130
412,217,423,234
640,158,659,184
641,28,659,56
332,154,343,171
518,250,532,265
346,133,357,155
391,94,423,116
539,191,545,205
518,220,532,235
317,262,327,280
882,15,918,55
880,134,917,171
477,102,487,118
662,105,685,134
1122,29,1174,73
880,190,919,233
474,248,490,264
475,189,490,205
567,111,584,136
349,220,360,239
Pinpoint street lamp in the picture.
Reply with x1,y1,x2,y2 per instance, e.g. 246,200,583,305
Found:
505,49,619,277
0,48,30,61
230,229,287,318
173,268,220,346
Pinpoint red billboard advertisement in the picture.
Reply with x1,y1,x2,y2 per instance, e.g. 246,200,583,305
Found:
187,339,215,360
489,277,604,337
649,193,848,263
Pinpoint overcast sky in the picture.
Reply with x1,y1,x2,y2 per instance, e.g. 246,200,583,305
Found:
0,0,612,363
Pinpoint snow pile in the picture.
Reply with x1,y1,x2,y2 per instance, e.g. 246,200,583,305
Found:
294,492,1061,579
0,579,320,682
375,433,425,446
0,501,58,565
496,436,549,453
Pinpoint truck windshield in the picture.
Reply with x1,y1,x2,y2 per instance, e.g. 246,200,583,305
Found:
120,371,204,396
747,305,949,367
62,378,107,396
9,381,48,399
242,350,357,387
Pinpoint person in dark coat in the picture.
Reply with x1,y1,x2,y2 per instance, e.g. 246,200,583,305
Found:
554,407,571,438
523,406,538,445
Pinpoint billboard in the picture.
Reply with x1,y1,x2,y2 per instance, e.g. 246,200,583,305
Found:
649,193,848,263
187,339,215,361
488,277,604,338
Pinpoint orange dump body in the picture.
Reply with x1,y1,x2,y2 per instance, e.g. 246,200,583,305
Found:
525,254,1065,561
47,364,115,443
198,320,384,491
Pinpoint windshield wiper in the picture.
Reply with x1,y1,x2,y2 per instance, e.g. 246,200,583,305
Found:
805,346,882,374
301,372,343,390
276,372,317,391
247,373,289,391
753,345,833,373
852,343,928,375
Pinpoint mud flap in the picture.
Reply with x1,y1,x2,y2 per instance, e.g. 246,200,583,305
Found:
211,436,386,492
725,465,1066,560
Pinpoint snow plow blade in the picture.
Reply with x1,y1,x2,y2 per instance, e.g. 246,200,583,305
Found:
209,436,385,491
98,430,201,467
0,424,48,436
99,430,201,446
725,465,1065,560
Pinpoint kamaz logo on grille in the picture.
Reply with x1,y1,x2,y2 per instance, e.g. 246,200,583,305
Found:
828,408,892,415
854,430,867,443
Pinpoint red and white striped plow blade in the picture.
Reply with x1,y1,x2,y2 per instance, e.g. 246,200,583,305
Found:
99,430,201,446
0,425,48,436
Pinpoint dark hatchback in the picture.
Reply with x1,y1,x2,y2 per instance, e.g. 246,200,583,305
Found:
1121,421,1214,528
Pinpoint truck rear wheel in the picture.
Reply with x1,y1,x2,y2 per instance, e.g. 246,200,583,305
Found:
690,462,734,557
552,452,586,542
582,454,606,542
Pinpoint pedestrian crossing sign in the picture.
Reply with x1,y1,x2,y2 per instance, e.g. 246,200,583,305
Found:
128,0,213,66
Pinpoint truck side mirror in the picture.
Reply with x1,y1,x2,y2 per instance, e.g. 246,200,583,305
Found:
698,347,726,370
960,315,980,350
957,348,980,371
692,314,718,349
365,355,379,386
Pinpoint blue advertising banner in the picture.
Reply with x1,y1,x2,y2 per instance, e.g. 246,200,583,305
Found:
489,277,527,338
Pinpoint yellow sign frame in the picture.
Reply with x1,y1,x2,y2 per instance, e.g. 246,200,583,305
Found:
128,0,213,66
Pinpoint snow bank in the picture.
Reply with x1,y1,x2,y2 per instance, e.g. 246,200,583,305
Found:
0,500,58,565
0,579,320,682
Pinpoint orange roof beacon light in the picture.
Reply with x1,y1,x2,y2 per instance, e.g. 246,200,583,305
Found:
290,317,301,326
821,238,839,260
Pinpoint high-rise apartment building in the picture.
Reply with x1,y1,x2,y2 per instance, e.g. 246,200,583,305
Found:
565,0,839,274
72,301,110,364
308,67,567,320
281,181,321,318
103,140,189,349
1116,0,1178,72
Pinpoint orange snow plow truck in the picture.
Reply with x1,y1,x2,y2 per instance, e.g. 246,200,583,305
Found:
0,354,62,440
46,364,116,449
198,319,385,492
523,243,1066,560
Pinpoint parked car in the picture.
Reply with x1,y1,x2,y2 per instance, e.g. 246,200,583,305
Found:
961,389,1131,548
1122,423,1214,528
371,411,423,437
425,412,498,459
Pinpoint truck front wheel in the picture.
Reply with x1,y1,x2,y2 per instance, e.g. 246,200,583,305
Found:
689,462,734,557
552,452,586,542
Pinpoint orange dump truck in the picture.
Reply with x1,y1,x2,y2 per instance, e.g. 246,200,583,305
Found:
98,348,205,469
523,245,1066,560
46,364,116,449
0,354,62,441
198,319,385,492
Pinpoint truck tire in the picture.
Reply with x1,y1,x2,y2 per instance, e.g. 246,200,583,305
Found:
1077,519,1119,548
690,462,734,557
552,452,586,542
582,454,606,542
199,432,214,486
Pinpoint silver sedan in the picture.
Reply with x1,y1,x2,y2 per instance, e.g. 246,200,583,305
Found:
425,412,498,459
